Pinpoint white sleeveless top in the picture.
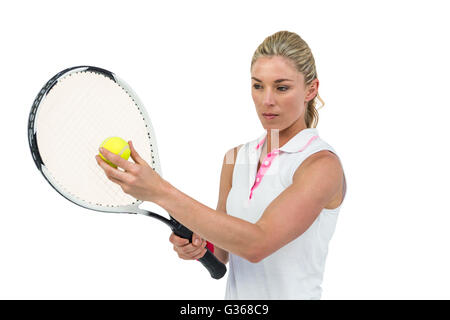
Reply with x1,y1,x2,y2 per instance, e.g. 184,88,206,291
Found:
225,128,346,300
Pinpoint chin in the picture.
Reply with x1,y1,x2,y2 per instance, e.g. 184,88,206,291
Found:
261,123,282,131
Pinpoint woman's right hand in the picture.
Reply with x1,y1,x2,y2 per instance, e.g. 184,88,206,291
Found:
169,232,207,260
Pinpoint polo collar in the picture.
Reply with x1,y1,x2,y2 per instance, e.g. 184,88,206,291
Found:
255,128,319,154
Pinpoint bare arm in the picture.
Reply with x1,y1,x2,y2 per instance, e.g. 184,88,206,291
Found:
97,143,343,263
167,145,241,264
156,151,343,262
211,145,242,264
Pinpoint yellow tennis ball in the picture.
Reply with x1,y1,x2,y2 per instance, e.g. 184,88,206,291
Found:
99,137,131,168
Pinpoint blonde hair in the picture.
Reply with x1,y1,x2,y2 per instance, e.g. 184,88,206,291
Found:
251,31,325,128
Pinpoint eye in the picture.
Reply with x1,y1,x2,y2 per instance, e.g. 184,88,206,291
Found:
253,83,262,89
277,86,289,92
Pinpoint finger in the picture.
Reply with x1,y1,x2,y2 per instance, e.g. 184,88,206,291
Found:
99,147,135,171
192,233,203,247
95,155,125,182
178,252,197,260
181,240,207,255
173,241,207,260
193,248,208,260
169,232,190,246
108,175,123,184
128,141,145,165
95,155,129,183
179,246,205,259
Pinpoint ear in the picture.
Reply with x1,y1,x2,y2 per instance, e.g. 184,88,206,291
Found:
305,78,319,102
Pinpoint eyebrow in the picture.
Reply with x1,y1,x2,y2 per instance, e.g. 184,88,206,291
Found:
251,77,293,83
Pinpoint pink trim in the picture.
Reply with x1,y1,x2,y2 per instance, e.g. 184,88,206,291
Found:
249,149,281,199
298,135,318,152
249,135,318,200
256,137,266,150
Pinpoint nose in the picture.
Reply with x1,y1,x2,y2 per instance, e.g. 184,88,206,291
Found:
263,88,275,106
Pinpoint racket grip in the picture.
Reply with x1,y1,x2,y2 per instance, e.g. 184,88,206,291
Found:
170,219,227,279
199,249,227,280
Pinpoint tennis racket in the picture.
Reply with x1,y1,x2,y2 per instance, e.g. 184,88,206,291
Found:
27,65,227,279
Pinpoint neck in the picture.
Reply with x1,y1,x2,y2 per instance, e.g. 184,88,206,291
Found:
265,120,307,153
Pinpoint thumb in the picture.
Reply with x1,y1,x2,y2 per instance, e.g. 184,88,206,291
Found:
128,140,144,164
192,233,202,246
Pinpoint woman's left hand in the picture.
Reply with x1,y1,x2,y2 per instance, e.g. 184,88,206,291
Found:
95,140,166,202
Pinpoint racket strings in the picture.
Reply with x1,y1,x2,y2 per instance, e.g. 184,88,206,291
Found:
35,71,156,208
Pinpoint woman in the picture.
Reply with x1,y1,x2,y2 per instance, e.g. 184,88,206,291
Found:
95,31,346,299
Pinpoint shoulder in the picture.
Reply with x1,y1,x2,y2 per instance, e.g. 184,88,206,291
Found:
223,133,265,163
217,144,244,210
294,150,342,178
304,149,341,166
292,150,343,197
219,144,244,187
223,144,244,165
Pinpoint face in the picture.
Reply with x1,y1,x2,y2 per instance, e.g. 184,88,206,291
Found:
251,55,318,132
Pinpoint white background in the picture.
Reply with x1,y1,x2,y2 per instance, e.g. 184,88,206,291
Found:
1,0,449,299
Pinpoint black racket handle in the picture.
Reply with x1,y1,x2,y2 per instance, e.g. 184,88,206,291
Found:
170,218,227,279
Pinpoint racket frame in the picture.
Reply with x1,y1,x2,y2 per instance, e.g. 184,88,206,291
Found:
28,66,227,279
28,65,161,216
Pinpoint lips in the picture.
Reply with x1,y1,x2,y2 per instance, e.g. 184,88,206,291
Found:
262,113,278,119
